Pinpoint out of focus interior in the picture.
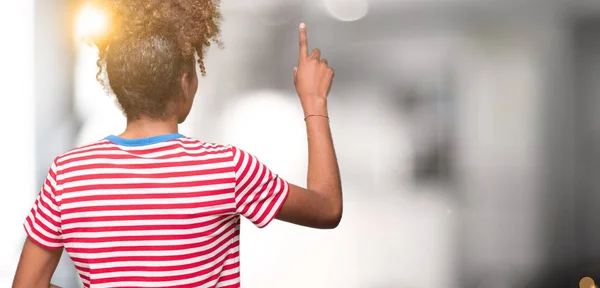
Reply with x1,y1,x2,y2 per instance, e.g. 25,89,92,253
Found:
2,0,600,287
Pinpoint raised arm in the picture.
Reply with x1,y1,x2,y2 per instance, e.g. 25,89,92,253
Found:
275,22,342,229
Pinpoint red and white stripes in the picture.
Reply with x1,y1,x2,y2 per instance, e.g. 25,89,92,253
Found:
24,136,289,287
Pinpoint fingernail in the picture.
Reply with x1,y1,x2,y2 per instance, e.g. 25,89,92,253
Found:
299,22,306,29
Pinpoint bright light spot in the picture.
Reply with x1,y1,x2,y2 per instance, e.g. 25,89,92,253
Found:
580,277,596,288
323,0,369,22
74,2,110,40
219,90,306,184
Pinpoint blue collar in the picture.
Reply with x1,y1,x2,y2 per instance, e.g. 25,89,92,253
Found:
105,133,184,147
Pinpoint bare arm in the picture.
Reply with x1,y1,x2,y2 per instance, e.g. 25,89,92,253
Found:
275,23,342,229
13,238,62,288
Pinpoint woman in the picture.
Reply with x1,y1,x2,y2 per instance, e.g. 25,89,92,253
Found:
12,0,341,287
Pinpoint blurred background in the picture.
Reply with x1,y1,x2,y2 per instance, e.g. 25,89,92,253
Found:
2,0,600,287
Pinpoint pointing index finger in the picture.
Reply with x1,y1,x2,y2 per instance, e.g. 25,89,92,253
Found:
298,22,308,60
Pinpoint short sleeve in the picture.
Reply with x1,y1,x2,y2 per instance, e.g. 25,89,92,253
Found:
23,160,63,249
232,146,290,228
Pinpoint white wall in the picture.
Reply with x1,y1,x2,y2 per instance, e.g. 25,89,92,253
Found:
0,1,37,286
0,1,80,286
35,0,81,286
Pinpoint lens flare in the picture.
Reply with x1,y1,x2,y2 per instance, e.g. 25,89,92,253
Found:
74,2,110,41
323,0,369,22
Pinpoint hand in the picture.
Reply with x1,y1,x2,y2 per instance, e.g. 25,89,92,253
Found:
293,23,334,115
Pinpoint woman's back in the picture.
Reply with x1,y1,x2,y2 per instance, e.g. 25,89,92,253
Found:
12,2,341,286
25,134,289,287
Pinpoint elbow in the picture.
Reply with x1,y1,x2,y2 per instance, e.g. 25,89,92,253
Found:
326,212,342,229
322,203,343,229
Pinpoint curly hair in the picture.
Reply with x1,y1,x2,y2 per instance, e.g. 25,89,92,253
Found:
90,0,221,120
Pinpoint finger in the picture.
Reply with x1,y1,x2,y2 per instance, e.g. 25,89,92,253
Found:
298,22,308,60
293,67,298,83
325,68,334,95
311,49,321,59
320,58,328,65
327,68,334,82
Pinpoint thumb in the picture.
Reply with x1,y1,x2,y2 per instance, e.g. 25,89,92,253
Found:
293,67,298,83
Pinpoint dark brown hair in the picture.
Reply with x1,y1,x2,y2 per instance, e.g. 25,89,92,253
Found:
91,0,221,120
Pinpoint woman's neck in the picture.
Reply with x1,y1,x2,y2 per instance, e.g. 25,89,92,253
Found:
119,116,179,139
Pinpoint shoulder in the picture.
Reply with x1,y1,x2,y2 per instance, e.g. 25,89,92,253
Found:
179,137,231,149
178,137,236,155
53,139,113,167
179,139,252,167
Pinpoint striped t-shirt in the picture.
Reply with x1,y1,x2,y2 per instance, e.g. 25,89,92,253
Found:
24,133,290,288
